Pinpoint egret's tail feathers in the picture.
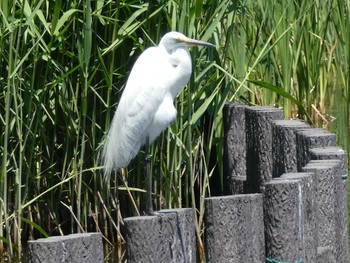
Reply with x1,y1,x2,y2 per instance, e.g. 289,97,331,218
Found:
102,103,145,174
102,128,142,175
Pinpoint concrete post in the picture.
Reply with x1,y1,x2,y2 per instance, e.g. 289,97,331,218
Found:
264,179,303,262
272,119,310,177
296,128,336,171
158,208,196,262
309,146,347,174
280,173,317,262
205,194,265,263
308,147,349,263
245,106,284,193
302,160,342,262
223,102,247,194
26,233,103,263
124,208,195,263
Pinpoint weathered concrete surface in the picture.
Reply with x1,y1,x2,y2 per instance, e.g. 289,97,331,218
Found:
334,173,349,263
229,175,246,194
245,106,284,193
302,160,341,262
205,194,265,263
309,146,347,174
223,102,247,194
158,208,196,263
27,233,103,263
124,208,195,263
317,246,332,263
309,146,349,263
264,179,303,262
296,128,336,171
272,119,310,177
280,173,317,262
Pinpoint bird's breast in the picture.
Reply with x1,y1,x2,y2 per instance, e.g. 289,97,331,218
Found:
163,47,192,97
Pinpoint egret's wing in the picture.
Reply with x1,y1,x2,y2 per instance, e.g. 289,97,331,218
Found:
103,47,168,172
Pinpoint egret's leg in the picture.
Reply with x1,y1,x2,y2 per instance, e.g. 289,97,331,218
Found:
145,137,154,215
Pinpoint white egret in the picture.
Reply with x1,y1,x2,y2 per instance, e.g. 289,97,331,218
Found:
103,31,214,214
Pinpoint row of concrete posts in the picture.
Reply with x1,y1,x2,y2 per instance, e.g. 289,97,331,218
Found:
217,102,349,262
26,102,349,262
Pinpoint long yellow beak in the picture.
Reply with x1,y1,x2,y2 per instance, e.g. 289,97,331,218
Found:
179,36,215,48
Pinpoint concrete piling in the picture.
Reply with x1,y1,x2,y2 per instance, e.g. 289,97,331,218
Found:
296,128,337,171
272,119,310,177
223,102,248,194
26,106,350,263
302,160,342,262
245,106,284,193
124,208,196,263
264,179,303,262
27,233,103,263
280,173,317,262
205,194,265,263
308,147,349,263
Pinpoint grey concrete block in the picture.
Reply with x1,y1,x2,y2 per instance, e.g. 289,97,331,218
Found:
223,102,247,194
124,208,195,263
264,179,304,262
27,233,103,263
309,147,349,262
158,208,196,262
280,173,317,263
334,173,349,263
317,246,332,263
332,175,347,262
296,128,336,171
310,146,347,175
205,194,265,263
302,160,341,262
272,119,310,177
245,106,284,193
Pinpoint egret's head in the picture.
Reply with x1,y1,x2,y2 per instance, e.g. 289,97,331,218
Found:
159,31,215,52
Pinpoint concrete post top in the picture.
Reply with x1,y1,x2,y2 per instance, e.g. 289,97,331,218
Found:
205,193,262,201
303,159,341,169
272,119,310,127
27,232,101,243
310,146,346,155
280,173,314,179
265,179,300,185
159,208,193,213
124,215,159,222
297,128,335,136
124,208,194,222
246,106,283,112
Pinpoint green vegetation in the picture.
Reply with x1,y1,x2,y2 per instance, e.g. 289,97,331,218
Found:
0,0,349,261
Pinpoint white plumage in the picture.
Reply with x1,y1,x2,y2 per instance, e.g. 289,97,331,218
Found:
103,31,214,174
